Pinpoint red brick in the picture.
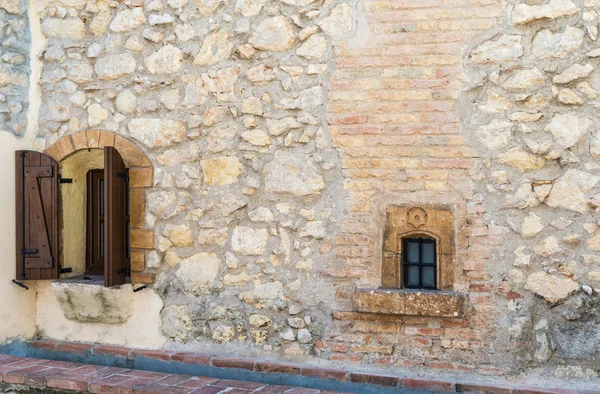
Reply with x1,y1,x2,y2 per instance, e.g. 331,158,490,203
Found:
212,357,255,371
178,376,219,388
350,372,399,386
301,367,348,381
156,374,194,386
27,340,59,351
255,361,301,375
5,358,47,368
111,376,155,394
172,352,213,365
120,369,169,379
254,385,294,393
4,365,48,384
514,389,574,394
402,378,454,392
132,349,172,361
94,345,132,358
23,367,66,386
136,383,194,394
212,379,265,389
56,342,94,354
46,374,91,391
89,374,134,393
188,387,227,394
39,360,82,369
456,382,512,393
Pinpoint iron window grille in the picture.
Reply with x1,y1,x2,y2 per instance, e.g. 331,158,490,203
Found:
402,237,437,290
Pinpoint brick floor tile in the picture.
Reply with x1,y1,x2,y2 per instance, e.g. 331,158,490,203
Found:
70,365,110,375
156,374,194,386
4,365,49,384
254,384,294,393
188,386,225,394
178,376,220,388
39,360,84,369
212,379,266,389
284,388,321,394
120,369,170,379
23,367,67,386
4,358,47,368
46,374,91,391
111,377,156,394
135,383,195,394
89,375,135,393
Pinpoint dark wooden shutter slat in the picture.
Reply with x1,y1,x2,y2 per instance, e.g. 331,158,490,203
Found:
104,146,128,287
16,151,59,281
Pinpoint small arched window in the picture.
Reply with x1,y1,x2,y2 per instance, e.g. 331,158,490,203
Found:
402,237,437,290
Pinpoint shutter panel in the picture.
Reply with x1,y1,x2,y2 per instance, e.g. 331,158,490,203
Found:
15,151,59,280
104,146,128,287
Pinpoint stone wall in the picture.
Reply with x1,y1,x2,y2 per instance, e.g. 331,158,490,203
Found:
34,0,355,358
26,0,600,383
0,0,30,136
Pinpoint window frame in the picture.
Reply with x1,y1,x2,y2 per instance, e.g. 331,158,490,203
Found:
401,237,437,290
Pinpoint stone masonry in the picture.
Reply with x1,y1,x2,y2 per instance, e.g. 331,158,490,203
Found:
15,0,600,385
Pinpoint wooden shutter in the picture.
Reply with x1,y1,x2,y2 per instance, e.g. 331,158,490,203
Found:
104,146,128,287
15,151,59,280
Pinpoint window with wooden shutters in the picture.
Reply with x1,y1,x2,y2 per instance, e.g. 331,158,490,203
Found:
104,146,129,287
15,147,131,288
15,151,60,281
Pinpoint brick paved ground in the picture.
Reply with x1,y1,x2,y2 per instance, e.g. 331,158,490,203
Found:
0,354,347,394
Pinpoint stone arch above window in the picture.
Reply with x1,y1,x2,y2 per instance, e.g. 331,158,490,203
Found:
382,206,454,291
44,130,155,285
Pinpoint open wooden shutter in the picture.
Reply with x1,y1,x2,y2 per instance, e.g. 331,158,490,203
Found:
104,146,128,287
15,151,59,280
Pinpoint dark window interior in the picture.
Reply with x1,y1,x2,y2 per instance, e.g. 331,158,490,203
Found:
402,237,437,290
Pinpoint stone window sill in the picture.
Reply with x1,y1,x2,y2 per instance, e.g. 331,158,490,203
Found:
352,288,467,318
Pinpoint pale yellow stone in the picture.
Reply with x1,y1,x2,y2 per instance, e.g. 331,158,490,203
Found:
165,225,194,247
497,147,545,172
201,157,243,185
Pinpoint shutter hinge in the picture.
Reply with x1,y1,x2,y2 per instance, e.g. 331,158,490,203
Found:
58,175,72,183
12,280,29,290
59,267,72,274
22,248,37,255
133,285,147,293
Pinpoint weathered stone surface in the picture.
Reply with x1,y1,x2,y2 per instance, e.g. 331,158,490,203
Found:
128,118,186,148
0,0,20,14
110,8,146,32
241,129,270,146
469,35,523,64
231,226,268,255
353,289,466,317
145,45,183,74
546,170,600,213
522,212,544,238
297,34,328,60
525,272,579,303
249,16,296,51
267,117,302,136
476,120,513,151
239,281,288,310
235,0,267,16
299,221,326,238
590,130,600,157
95,53,136,80
532,27,584,59
558,88,584,105
194,0,224,15
201,157,243,185
165,224,194,246
497,147,545,172
42,18,86,39
249,314,272,328
502,68,545,91
52,282,133,324
161,305,192,342
479,90,513,114
212,326,235,343
176,252,221,295
116,90,137,114
512,0,580,25
264,151,325,196
553,64,594,84
534,236,562,257
318,3,353,37
193,31,233,66
544,114,592,149
87,104,108,127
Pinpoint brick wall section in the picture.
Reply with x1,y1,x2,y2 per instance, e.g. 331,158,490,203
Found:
324,0,507,369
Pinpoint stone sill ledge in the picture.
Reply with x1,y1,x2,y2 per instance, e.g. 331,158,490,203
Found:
21,340,585,393
352,288,467,318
